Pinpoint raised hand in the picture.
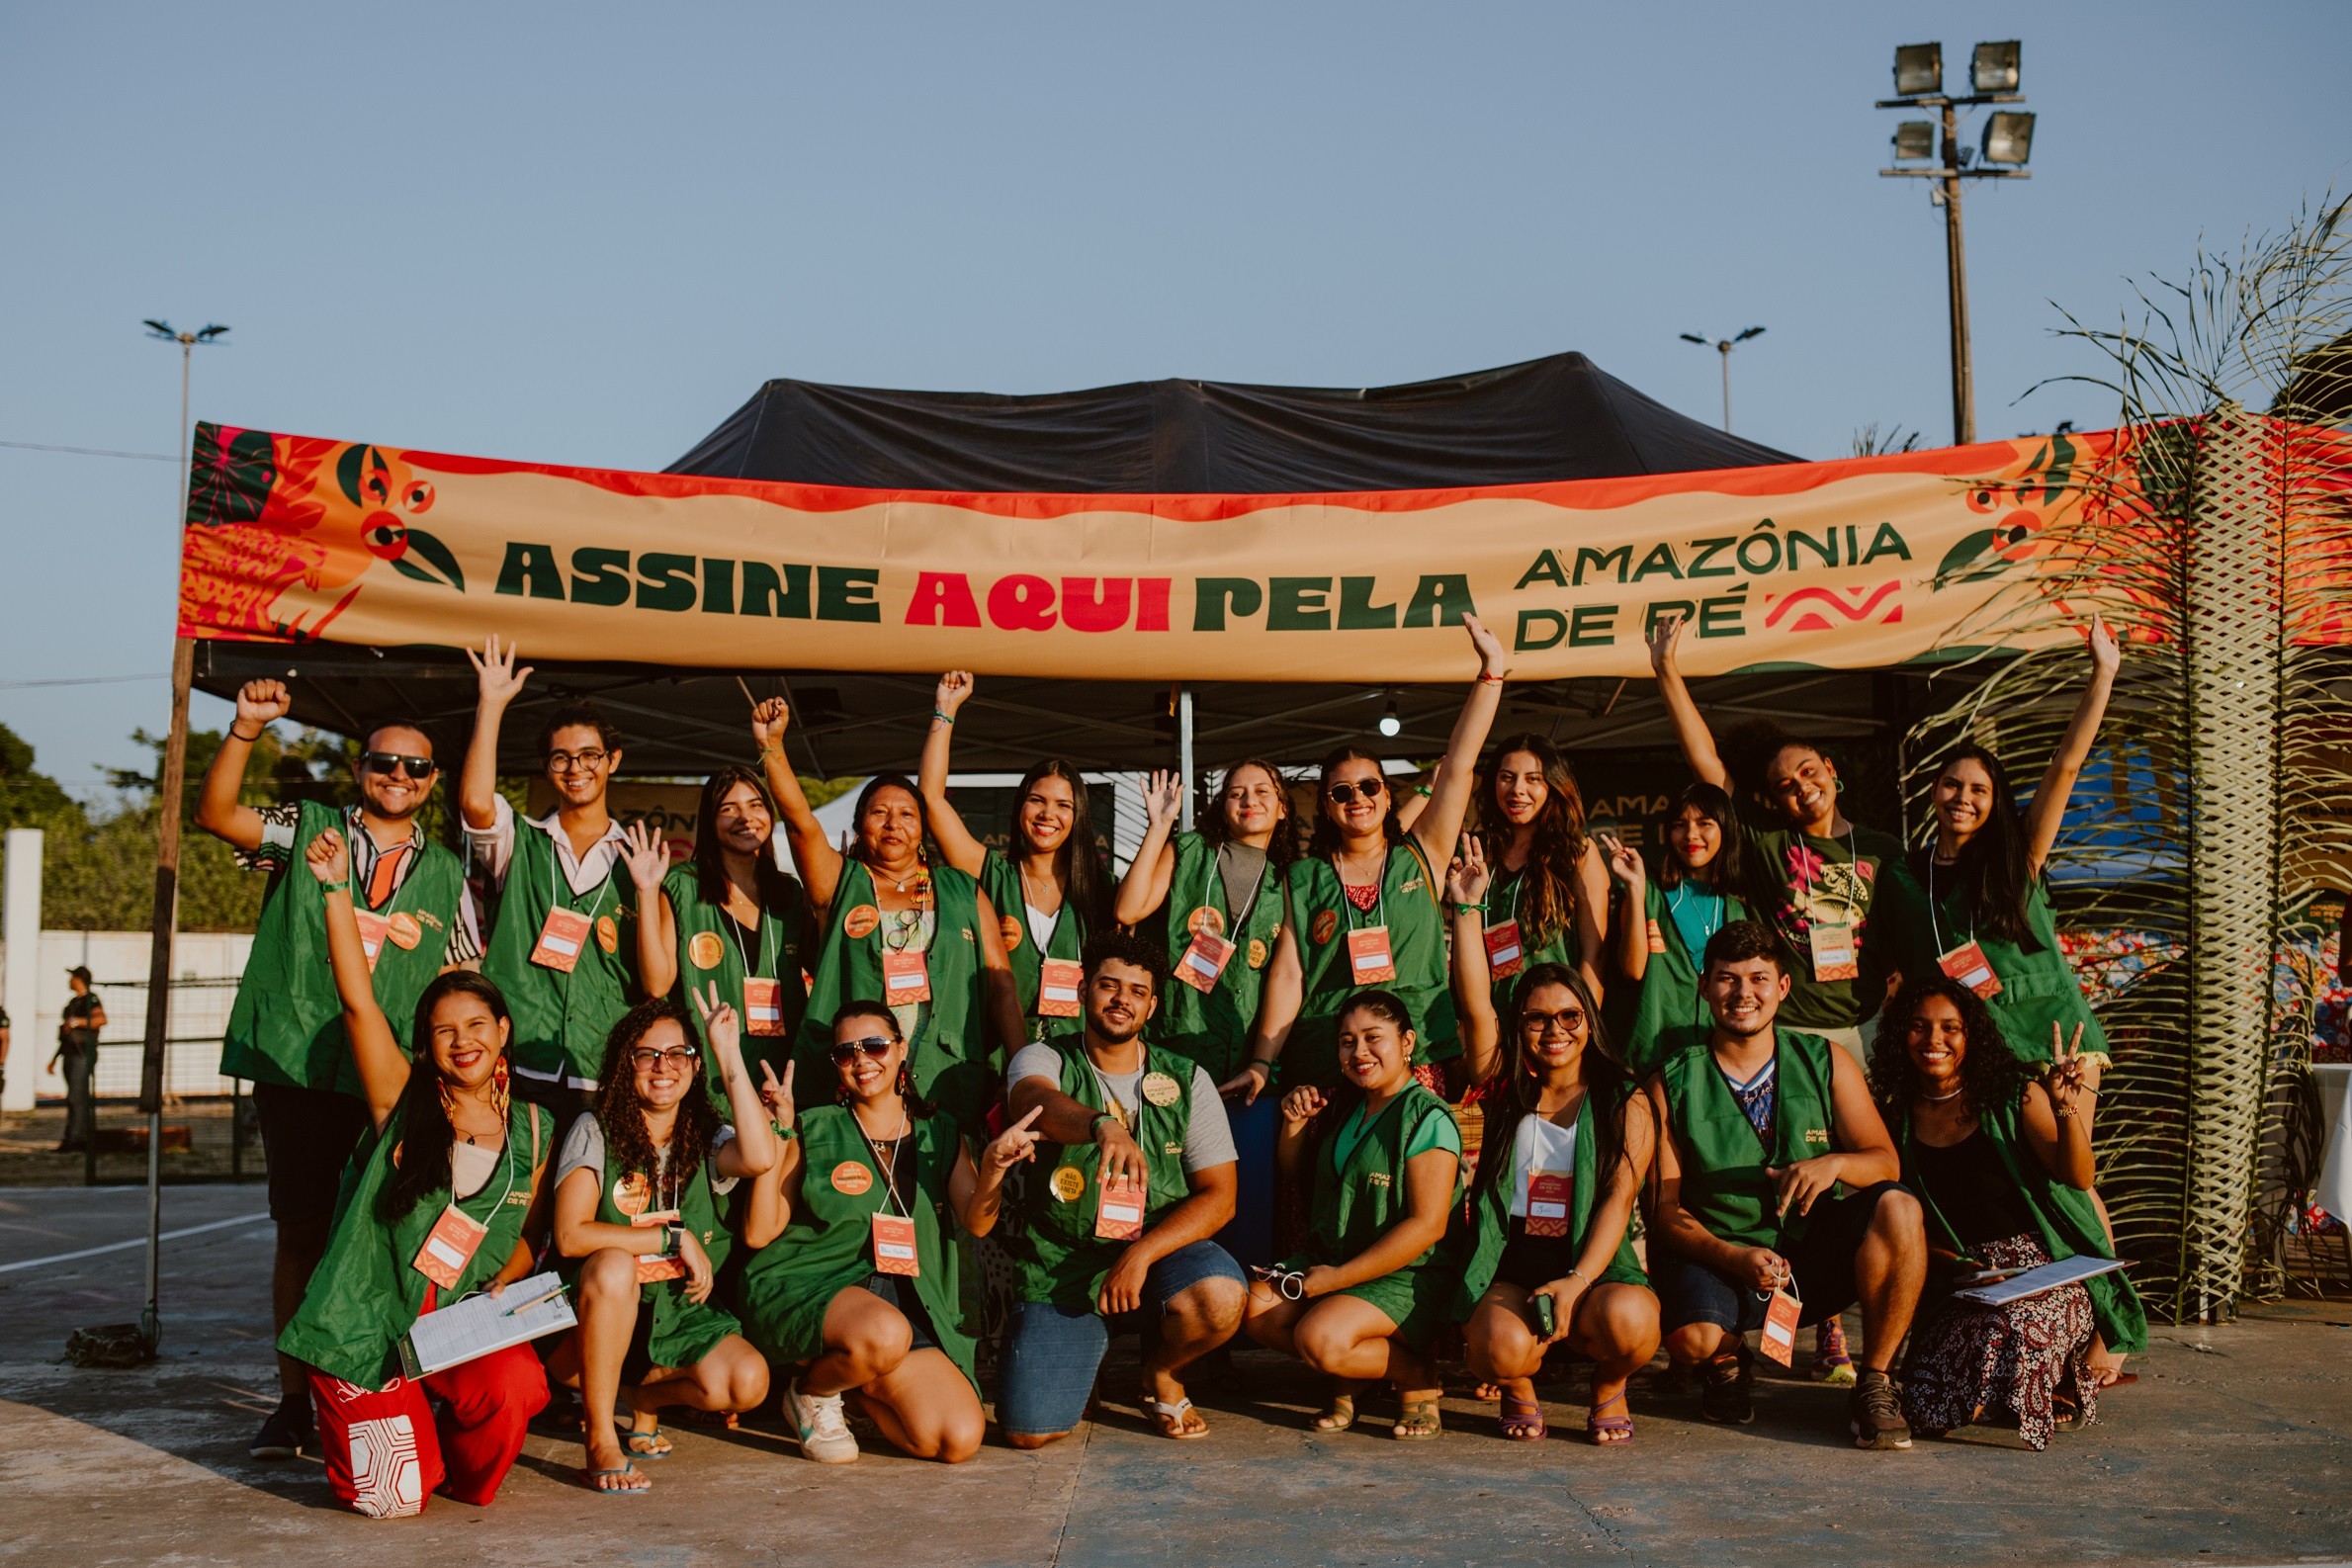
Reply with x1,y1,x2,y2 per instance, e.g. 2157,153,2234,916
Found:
934,670,974,718
1140,769,1181,828
1463,614,1506,677
757,1059,797,1134
1280,1085,1327,1129
2044,1021,2089,1116
692,983,743,1073
234,679,293,732
1647,612,1685,675
620,820,670,892
1447,833,1491,907
2087,612,2121,677
1600,831,1644,891
984,1105,1043,1174
749,696,791,751
466,635,532,708
305,828,352,887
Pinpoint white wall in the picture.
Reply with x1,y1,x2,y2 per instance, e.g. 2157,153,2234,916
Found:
0,929,255,1107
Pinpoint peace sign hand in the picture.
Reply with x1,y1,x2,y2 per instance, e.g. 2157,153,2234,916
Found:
2043,1021,2090,1117
757,1059,797,1134
1600,831,1644,891
1447,833,1491,907
692,982,743,1073
985,1105,1044,1174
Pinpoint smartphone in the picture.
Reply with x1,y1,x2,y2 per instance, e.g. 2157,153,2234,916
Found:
1533,1293,1558,1338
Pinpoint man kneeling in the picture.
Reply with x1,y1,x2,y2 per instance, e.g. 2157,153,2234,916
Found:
1646,920,1926,1450
997,932,1246,1444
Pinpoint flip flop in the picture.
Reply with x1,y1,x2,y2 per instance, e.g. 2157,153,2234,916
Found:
1140,1395,1211,1440
1497,1392,1546,1441
577,1462,650,1494
624,1425,672,1459
1586,1392,1634,1445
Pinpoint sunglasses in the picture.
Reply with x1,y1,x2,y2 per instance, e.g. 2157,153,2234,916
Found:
628,1046,698,1069
1326,776,1386,805
362,751,436,781
1520,1008,1588,1035
829,1035,896,1065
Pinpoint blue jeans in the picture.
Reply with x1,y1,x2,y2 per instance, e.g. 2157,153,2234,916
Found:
996,1240,1244,1437
1214,1093,1279,1269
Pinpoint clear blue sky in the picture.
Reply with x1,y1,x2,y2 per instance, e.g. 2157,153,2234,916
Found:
3,1,2344,797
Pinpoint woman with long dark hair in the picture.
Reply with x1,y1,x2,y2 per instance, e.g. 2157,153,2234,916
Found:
751,697,1025,1133
1115,759,1302,1264
1868,976,2144,1450
1239,616,1507,1097
1445,843,1658,1442
1470,734,1610,1005
1243,991,1464,1438
547,994,778,1492
1604,780,1753,1075
627,764,809,1092
277,829,556,1518
921,671,1110,1046
736,1001,1045,1465
1900,618,2121,1105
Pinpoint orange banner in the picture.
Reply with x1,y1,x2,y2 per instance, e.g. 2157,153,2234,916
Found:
176,422,2127,680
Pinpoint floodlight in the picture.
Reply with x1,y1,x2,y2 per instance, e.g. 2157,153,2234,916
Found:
1980,111,2036,166
1893,43,1943,97
1378,694,1402,738
1971,40,2021,94
1892,121,1935,161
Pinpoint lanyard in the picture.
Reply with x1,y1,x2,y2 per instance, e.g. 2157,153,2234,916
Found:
1795,827,1863,925
854,1103,913,1218
721,896,773,981
1925,855,1971,954
1667,880,1725,950
878,866,933,953
454,1116,519,1220
1213,843,1270,936
1337,846,1389,932
1016,858,1069,952
546,826,615,922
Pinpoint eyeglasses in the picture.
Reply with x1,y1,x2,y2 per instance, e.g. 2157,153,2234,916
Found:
1519,1008,1588,1036
547,748,609,774
628,1046,698,1069
1326,777,1386,805
829,1035,896,1065
361,750,437,781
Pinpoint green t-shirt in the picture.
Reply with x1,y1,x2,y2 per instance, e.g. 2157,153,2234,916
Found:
1330,1093,1462,1174
1742,822,1913,1030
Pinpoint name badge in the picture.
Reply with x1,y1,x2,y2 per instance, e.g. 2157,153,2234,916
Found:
1346,925,1397,985
1937,940,2003,999
1094,1175,1146,1240
881,947,931,1003
1758,1287,1803,1366
353,910,391,973
1176,929,1234,994
1037,957,1085,1018
871,1212,919,1276
1808,920,1859,983
410,1202,488,1289
1482,919,1524,980
741,976,786,1035
530,906,594,973
1524,1170,1573,1239
637,1252,687,1284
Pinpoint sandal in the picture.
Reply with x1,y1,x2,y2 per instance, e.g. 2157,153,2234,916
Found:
1497,1391,1546,1441
1141,1395,1211,1440
1312,1392,1357,1433
578,1461,651,1494
624,1424,672,1459
1586,1391,1634,1445
1392,1397,1443,1441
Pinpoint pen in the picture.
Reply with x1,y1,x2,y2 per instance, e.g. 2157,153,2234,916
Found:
501,1282,568,1317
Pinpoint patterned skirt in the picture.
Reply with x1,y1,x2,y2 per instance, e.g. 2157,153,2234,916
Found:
1902,1233,2095,1451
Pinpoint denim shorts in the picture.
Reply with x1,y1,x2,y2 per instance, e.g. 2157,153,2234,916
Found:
1656,1181,1908,1336
995,1240,1245,1437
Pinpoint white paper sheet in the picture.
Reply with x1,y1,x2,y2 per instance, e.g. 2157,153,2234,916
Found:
400,1269,576,1378
1952,1254,2128,1306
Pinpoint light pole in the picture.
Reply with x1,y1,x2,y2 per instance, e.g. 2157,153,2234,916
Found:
1877,41,2037,445
130,316,226,1353
1680,326,1766,433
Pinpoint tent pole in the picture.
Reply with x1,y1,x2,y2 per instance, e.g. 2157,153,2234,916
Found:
1177,685,1195,832
138,634,194,1352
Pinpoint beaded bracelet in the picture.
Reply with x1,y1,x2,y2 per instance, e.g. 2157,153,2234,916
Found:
933,710,955,726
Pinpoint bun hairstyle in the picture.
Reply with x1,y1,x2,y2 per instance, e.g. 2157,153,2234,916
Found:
1336,987,1414,1037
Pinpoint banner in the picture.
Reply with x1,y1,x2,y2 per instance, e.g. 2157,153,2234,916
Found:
175,422,2128,681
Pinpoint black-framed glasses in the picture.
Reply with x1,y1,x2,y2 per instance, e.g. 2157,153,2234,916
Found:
829,1035,896,1065
1327,777,1386,805
547,747,609,774
362,751,436,780
628,1046,698,1069
1519,1008,1588,1036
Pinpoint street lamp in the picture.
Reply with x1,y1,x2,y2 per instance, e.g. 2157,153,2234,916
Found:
142,320,229,478
1877,41,2034,445
1679,326,1766,434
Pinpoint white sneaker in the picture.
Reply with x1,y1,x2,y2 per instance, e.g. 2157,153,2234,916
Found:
784,1378,859,1464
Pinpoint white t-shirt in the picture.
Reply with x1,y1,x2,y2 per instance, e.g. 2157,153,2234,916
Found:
557,1113,739,1199
1025,900,1058,954
1508,1111,1579,1219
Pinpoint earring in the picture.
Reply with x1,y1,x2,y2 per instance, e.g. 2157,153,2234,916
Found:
492,1055,511,1123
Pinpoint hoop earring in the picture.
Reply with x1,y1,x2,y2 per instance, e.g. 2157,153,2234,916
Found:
897,1062,915,1099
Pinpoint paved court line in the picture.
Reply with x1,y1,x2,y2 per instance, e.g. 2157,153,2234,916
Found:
0,1211,269,1274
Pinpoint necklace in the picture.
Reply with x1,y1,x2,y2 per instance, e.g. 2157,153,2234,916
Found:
1921,1084,1966,1102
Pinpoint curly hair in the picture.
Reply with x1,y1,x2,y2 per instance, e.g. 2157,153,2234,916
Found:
1868,975,2028,1123
594,998,721,1191
1472,734,1589,946
1199,757,1304,869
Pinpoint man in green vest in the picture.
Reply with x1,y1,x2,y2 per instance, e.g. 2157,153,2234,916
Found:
1646,920,1927,1450
196,678,474,1461
460,636,640,1132
997,931,1246,1446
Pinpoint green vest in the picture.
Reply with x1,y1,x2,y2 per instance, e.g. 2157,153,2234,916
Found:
1897,1094,2146,1354
796,860,994,1130
1621,879,1750,1078
1283,839,1457,1089
1903,864,2111,1065
1485,860,1579,1020
278,1094,551,1389
1287,1081,1458,1273
662,862,809,1095
1658,1027,1839,1252
481,824,639,1084
1002,1042,1197,1311
736,1104,976,1383
979,847,1090,1045
1150,831,1285,1083
1449,1089,1646,1317
562,1124,741,1371
220,801,464,1095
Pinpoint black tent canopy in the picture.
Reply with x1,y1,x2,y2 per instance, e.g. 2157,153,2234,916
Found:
199,353,1902,789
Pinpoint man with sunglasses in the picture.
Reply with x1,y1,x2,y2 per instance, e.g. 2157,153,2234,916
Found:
460,636,640,1132
198,677,476,1462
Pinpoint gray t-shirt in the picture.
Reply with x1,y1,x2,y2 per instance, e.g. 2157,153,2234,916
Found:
557,1113,738,1199
1006,1044,1237,1174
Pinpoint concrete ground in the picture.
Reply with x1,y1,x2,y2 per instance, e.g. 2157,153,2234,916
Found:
3,1183,2347,1568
